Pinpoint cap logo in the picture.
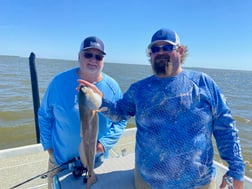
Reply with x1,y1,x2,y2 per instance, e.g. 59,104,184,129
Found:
156,30,165,38
90,41,101,47
80,36,106,54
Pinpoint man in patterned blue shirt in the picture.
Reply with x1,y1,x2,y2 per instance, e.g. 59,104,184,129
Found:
79,28,245,189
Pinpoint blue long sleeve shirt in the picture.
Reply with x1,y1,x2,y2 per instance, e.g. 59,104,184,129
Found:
38,67,127,165
102,70,245,188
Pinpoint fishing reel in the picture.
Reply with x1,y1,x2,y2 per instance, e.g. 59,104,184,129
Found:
72,165,88,178
68,158,88,179
72,165,89,183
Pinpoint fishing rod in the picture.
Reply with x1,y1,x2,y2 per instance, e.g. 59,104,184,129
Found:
9,166,62,189
9,158,82,189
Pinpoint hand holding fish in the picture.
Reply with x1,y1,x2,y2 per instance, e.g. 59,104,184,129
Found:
78,79,103,98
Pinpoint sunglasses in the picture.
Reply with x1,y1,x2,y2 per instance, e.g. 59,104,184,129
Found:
83,52,104,61
150,44,177,54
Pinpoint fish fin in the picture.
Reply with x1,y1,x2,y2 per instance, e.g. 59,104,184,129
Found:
98,107,108,112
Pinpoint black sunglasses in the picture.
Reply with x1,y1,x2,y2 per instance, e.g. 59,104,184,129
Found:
150,44,177,54
83,52,104,61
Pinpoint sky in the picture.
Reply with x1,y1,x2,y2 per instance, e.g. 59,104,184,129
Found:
1,0,252,71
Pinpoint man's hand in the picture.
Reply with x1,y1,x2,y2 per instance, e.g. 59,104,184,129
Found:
47,148,53,155
96,142,105,153
77,79,103,97
220,174,244,189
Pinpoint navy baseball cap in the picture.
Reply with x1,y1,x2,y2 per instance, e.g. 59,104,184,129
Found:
148,28,180,49
80,36,106,55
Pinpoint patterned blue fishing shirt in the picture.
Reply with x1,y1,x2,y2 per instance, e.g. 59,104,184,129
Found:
101,70,245,189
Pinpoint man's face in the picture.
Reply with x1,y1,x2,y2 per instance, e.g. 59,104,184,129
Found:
152,53,171,75
150,42,180,76
79,48,104,74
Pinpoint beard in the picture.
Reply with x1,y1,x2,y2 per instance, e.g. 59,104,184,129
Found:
152,54,171,75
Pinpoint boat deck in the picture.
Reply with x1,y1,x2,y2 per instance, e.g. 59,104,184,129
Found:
0,145,48,189
56,153,135,189
1,128,252,189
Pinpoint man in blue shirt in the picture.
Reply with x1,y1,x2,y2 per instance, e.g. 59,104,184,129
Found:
38,36,127,188
79,28,245,189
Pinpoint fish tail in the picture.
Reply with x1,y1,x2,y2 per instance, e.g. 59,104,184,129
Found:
86,173,96,189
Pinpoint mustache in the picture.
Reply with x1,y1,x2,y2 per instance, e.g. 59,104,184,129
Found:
154,54,170,61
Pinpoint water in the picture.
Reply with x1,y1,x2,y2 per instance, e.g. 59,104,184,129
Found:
0,55,251,177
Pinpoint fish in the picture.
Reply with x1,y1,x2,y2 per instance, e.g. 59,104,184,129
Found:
78,86,102,189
